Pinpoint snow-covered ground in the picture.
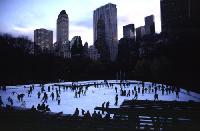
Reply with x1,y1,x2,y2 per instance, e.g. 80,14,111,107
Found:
0,80,200,115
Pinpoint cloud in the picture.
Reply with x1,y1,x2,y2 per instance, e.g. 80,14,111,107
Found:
71,18,92,29
118,16,130,25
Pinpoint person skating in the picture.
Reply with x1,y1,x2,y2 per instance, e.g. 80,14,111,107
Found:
73,108,79,117
50,92,54,101
154,93,159,101
102,102,105,114
0,96,3,106
106,101,110,108
115,87,117,93
134,91,138,100
115,94,118,106
37,91,41,99
57,96,61,105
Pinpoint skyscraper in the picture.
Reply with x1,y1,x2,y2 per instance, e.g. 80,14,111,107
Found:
136,26,145,41
160,0,199,34
144,15,155,35
34,28,53,51
57,10,69,46
123,24,135,38
93,3,118,61
56,10,69,57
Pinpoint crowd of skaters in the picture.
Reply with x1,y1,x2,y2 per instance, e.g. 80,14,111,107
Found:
0,80,182,117
115,81,181,101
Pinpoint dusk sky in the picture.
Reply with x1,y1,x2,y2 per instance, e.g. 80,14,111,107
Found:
0,0,161,45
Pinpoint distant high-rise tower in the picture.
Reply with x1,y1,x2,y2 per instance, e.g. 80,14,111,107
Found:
144,15,155,35
34,28,53,51
57,10,69,46
93,3,118,61
160,0,199,34
136,26,145,41
123,24,135,38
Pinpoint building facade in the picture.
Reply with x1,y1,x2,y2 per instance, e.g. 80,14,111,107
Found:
34,28,53,51
57,10,69,47
160,0,199,34
93,3,118,61
88,45,100,61
123,24,135,38
145,15,155,35
136,26,145,41
56,10,69,57
70,36,83,58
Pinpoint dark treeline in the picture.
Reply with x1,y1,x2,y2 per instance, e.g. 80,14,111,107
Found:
0,33,199,92
0,34,116,85
117,31,200,91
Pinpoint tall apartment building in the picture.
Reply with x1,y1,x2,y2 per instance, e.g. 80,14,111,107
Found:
145,15,155,35
136,26,145,41
88,45,100,61
56,10,69,57
123,24,135,38
160,0,199,34
34,28,53,51
93,3,118,61
57,10,69,46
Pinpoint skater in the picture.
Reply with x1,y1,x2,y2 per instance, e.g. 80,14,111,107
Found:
74,91,78,98
134,91,138,99
57,95,61,105
50,92,54,101
28,90,31,97
0,96,3,106
134,86,137,92
106,101,110,108
127,90,131,97
161,87,164,95
31,105,36,111
138,87,140,93
97,111,102,119
37,104,41,110
84,110,91,119
48,86,50,92
17,94,25,102
42,92,48,103
142,88,144,95
115,87,117,93
12,91,16,96
115,94,118,106
7,97,13,106
81,109,85,116
102,102,105,114
41,103,46,110
45,104,50,111
37,91,41,99
41,85,45,92
132,90,134,95
78,90,81,98
148,85,151,93
73,108,79,117
154,93,159,101
155,86,158,93
92,111,98,119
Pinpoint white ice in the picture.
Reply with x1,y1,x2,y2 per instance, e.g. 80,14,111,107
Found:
0,80,200,115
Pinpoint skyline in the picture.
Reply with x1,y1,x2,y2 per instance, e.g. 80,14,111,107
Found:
0,0,161,45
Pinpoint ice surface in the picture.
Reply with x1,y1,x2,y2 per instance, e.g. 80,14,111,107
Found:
0,80,200,115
